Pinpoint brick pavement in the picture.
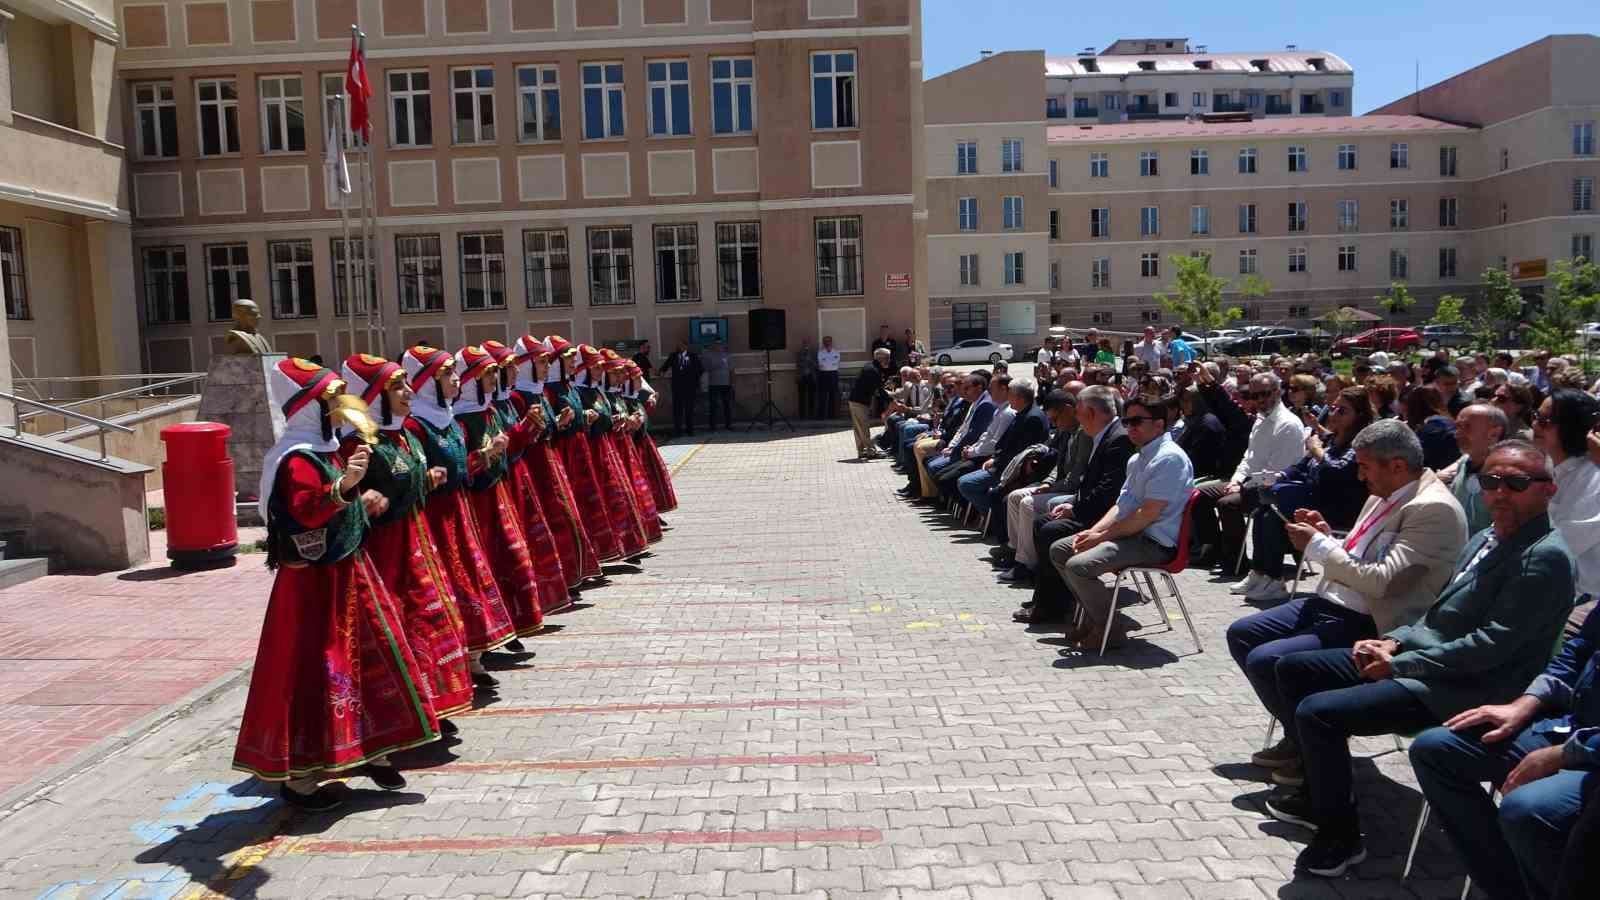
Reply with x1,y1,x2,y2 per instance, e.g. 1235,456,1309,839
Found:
0,427,1473,898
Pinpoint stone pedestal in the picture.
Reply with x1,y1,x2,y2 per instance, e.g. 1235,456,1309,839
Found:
197,353,286,499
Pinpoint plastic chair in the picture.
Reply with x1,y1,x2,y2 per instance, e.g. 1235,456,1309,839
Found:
1095,489,1205,656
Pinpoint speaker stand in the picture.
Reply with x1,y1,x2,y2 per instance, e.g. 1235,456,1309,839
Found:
745,349,793,433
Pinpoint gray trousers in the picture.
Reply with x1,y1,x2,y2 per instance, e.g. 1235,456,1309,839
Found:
1053,535,1177,628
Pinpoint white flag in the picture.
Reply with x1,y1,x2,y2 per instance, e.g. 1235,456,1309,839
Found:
324,117,351,196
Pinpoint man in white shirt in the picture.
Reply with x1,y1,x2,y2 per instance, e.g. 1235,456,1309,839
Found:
815,336,842,419
1036,339,1058,368
1194,372,1308,575
1133,326,1165,370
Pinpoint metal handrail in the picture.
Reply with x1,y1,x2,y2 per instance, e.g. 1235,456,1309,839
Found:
0,389,134,461
16,374,206,421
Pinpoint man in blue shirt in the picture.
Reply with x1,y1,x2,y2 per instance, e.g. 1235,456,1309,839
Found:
1165,325,1196,367
1409,604,1599,900
1057,395,1193,650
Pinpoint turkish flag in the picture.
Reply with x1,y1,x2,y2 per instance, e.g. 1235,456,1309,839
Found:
345,34,372,142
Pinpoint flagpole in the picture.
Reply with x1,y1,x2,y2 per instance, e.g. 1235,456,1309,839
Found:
356,28,380,356
337,81,356,358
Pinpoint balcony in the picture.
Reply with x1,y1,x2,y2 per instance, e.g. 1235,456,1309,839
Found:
1127,102,1159,116
1264,101,1292,116
1074,107,1099,119
1300,99,1326,115
1211,100,1248,113
1045,99,1068,119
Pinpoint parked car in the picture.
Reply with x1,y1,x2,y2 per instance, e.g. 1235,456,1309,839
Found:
1576,322,1600,348
1212,327,1315,357
1419,324,1472,350
1331,327,1422,356
931,338,1014,365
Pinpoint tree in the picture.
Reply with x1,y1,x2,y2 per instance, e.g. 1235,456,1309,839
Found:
1525,258,1600,357
1429,294,1466,327
1472,265,1525,350
1154,253,1242,335
1377,282,1415,326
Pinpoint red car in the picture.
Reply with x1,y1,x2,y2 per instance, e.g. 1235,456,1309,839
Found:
1332,327,1422,355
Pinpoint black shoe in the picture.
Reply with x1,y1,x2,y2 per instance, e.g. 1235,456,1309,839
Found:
1295,832,1367,877
897,487,918,498
1262,790,1318,831
504,639,526,653
988,546,1013,562
438,718,459,737
997,565,1032,584
472,671,500,690
280,784,344,812
359,763,408,791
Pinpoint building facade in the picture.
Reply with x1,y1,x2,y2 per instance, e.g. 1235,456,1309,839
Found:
112,0,923,412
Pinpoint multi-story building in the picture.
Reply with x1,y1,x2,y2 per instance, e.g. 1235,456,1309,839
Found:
109,0,923,412
926,34,1599,344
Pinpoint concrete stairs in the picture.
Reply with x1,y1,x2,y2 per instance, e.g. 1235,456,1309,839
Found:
0,530,51,590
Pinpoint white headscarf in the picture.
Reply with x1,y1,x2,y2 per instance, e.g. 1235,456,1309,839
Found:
402,347,456,430
258,360,342,523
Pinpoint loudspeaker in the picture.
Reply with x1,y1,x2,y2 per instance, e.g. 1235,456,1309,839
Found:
748,309,787,351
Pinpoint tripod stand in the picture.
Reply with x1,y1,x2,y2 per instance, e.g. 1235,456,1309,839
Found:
744,349,793,432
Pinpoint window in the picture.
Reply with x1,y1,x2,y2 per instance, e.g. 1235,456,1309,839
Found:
1191,91,1204,108
1074,97,1092,116
1001,139,1023,173
259,76,306,152
1575,177,1595,212
1288,201,1307,233
956,141,977,174
204,243,250,321
1139,150,1159,176
1329,90,1345,107
1190,250,1212,271
1288,246,1307,273
582,63,626,139
1048,159,1059,188
396,235,444,312
1089,152,1108,178
1238,147,1258,174
459,232,506,310
1498,202,1510,225
1140,206,1159,236
389,70,433,147
267,240,316,318
196,79,240,155
1390,248,1409,279
1050,262,1060,290
1238,248,1258,275
522,228,572,308
957,197,977,231
1501,148,1510,171
1003,251,1024,285
1440,145,1460,177
451,67,496,144
1091,257,1110,288
1238,204,1257,234
811,50,857,130
952,302,988,341
1439,247,1458,278
133,82,178,158
0,227,27,320
1049,209,1059,240
1288,304,1310,319
1103,93,1122,111
710,57,754,135
1440,197,1459,227
1190,149,1209,175
652,224,699,302
1576,122,1596,156
1337,144,1356,171
1164,91,1179,108
1046,97,1066,118
1390,199,1409,230
815,216,862,296
141,246,187,324
330,237,375,316
1390,142,1409,169
588,226,635,304
1245,90,1262,109
1091,310,1114,325
322,74,364,148
1337,199,1358,232
1574,234,1594,263
1140,309,1161,324
959,253,979,286
516,65,562,142
1090,207,1110,238
1287,145,1308,173
1002,196,1024,230
1140,252,1159,278
646,59,691,137
1190,205,1210,235
1337,245,1357,272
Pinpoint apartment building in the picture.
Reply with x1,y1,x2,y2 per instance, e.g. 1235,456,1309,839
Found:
926,34,1599,344
111,0,923,410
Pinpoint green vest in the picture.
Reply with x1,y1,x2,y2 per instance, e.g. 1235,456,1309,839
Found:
267,450,367,567
359,431,429,526
411,417,470,489
456,407,507,492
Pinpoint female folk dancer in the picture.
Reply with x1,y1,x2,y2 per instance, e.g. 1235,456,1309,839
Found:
543,336,623,563
510,335,600,585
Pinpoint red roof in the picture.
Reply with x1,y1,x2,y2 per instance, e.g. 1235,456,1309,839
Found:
1048,114,1473,143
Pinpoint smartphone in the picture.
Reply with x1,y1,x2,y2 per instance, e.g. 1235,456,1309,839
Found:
1267,504,1292,524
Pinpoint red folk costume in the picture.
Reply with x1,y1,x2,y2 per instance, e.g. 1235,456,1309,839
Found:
544,335,624,562
512,334,600,583
400,346,517,656
572,344,650,557
600,351,662,543
626,363,679,513
233,358,439,785
338,354,474,718
453,345,546,636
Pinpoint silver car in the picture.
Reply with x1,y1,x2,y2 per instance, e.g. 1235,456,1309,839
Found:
931,338,1014,365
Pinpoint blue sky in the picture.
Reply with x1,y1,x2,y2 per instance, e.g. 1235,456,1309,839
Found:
922,1,1588,113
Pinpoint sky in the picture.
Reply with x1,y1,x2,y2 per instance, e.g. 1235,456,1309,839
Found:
921,1,1590,113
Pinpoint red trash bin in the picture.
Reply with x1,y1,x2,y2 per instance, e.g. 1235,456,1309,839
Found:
161,422,238,568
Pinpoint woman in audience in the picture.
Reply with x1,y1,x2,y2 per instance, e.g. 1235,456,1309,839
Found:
1493,381,1537,440
1366,374,1400,419
1403,383,1460,471
1535,389,1600,603
1287,374,1325,429
1093,338,1117,367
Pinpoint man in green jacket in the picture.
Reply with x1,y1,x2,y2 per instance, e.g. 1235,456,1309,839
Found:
1262,440,1576,879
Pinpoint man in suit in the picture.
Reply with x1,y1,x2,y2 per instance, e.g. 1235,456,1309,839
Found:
934,374,1014,501
958,378,1048,516
847,348,892,458
1226,420,1468,785
993,387,1091,576
921,372,995,496
901,372,974,498
658,342,703,437
1262,440,1575,878
1011,385,1133,618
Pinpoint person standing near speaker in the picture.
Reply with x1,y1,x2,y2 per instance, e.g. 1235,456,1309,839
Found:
817,336,842,419
797,338,818,420
658,342,703,437
704,342,733,431
630,340,653,374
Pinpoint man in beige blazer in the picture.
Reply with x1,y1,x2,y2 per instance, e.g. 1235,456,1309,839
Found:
1224,419,1467,785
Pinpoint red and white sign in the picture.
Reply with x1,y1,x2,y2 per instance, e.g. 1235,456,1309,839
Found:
885,273,911,291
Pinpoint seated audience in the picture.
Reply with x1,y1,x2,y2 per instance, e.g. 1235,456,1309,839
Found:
957,378,1047,515
1262,441,1573,877
877,366,931,453
1537,390,1600,602
1175,386,1230,482
1287,374,1325,427
1194,372,1308,577
911,371,991,498
1403,381,1460,471
992,390,1090,578
1366,374,1400,419
893,370,956,471
933,374,1014,500
1438,402,1511,536
1494,381,1537,439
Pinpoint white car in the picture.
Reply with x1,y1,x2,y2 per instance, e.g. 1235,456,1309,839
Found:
932,338,1014,365
1577,322,1600,348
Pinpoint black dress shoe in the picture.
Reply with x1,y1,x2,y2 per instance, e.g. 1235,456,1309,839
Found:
504,639,526,652
988,545,1014,561
997,565,1033,584
472,671,500,690
438,718,459,737
280,784,344,812
897,487,918,498
359,763,408,791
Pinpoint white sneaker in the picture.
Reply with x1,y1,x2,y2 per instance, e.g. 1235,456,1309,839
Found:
1230,572,1267,595
1249,580,1291,602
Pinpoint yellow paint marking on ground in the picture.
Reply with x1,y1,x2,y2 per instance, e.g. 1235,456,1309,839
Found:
177,809,294,899
906,621,942,630
964,623,987,632
956,613,974,621
669,442,708,475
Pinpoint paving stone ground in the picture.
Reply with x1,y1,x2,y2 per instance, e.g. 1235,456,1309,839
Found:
0,427,1473,899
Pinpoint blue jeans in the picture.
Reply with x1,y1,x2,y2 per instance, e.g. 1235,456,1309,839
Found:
1276,648,1439,837
957,467,998,512
1411,724,1591,900
899,422,931,467
1225,597,1377,727
926,453,956,480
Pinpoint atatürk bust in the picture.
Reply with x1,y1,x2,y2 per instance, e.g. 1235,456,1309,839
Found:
224,299,274,355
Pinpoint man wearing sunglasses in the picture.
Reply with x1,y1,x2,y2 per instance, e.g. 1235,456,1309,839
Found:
1264,440,1575,879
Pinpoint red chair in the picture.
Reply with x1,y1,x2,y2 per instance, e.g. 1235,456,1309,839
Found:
1092,488,1204,656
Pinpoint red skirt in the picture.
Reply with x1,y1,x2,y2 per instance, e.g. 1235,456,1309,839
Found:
505,454,574,613
364,509,475,716
421,487,516,653
636,432,679,512
233,551,439,780
529,442,600,582
611,432,663,543
557,432,623,563
592,431,649,556
468,480,545,637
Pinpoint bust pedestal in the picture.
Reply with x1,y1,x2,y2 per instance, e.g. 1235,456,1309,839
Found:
197,352,287,501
